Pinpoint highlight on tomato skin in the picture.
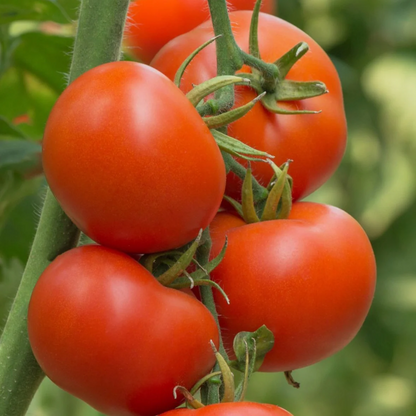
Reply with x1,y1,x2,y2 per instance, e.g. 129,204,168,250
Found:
124,0,276,64
151,11,347,202
27,245,220,416
207,202,377,372
42,61,226,254
158,401,294,416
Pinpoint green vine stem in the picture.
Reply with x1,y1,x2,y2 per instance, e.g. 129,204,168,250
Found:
0,1,130,415
197,228,231,405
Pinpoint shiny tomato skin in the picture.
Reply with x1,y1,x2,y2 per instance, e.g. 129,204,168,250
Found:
125,0,275,63
160,402,293,416
209,203,376,371
28,245,219,416
151,11,347,201
42,61,226,254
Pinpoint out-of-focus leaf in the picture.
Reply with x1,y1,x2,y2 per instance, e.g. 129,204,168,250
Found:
0,68,57,139
0,0,79,24
0,139,41,174
13,32,73,93
0,115,28,139
0,171,42,233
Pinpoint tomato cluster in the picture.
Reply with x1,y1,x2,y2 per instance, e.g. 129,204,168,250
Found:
28,3,376,416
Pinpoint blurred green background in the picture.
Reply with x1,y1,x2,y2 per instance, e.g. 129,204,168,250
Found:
1,0,415,415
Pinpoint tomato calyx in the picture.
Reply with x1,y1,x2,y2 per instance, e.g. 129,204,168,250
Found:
224,160,293,223
140,231,230,304
176,325,275,408
236,4,328,115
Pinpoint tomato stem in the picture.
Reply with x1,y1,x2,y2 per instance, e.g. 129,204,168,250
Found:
197,228,231,405
0,1,130,414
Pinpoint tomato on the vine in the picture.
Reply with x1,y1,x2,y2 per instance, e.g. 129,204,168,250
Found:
208,203,376,371
42,61,225,254
160,402,293,416
125,0,276,63
28,245,219,416
151,11,347,201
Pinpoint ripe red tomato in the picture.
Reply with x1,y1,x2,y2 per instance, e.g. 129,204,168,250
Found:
208,203,376,371
160,402,293,416
151,11,347,201
28,245,219,416
42,61,225,254
125,0,276,64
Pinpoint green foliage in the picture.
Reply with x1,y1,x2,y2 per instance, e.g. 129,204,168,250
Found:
0,0,415,415
0,0,79,24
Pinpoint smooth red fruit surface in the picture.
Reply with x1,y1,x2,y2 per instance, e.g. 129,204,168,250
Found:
42,61,225,254
28,245,219,416
161,402,293,416
125,0,275,63
151,11,347,201
209,203,376,371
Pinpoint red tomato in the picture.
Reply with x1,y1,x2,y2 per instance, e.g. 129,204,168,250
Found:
28,245,219,416
125,0,275,64
42,61,226,254
151,11,347,201
160,402,293,416
208,203,376,371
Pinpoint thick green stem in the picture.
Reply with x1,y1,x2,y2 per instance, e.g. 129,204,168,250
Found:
197,228,230,405
0,1,129,415
207,0,243,77
207,0,243,114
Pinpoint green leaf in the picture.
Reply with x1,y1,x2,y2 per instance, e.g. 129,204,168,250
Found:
13,32,73,93
0,139,41,173
0,116,27,139
0,0,79,24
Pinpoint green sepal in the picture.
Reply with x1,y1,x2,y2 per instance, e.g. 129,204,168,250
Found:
174,35,221,88
249,0,262,59
278,181,293,219
242,165,260,223
187,76,250,107
210,341,235,403
212,129,273,161
168,239,230,304
274,42,309,79
275,80,328,101
266,160,293,219
261,160,290,221
156,229,203,286
140,250,182,275
192,279,230,305
234,338,256,402
231,325,275,372
203,92,266,129
173,386,205,409
261,93,320,115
